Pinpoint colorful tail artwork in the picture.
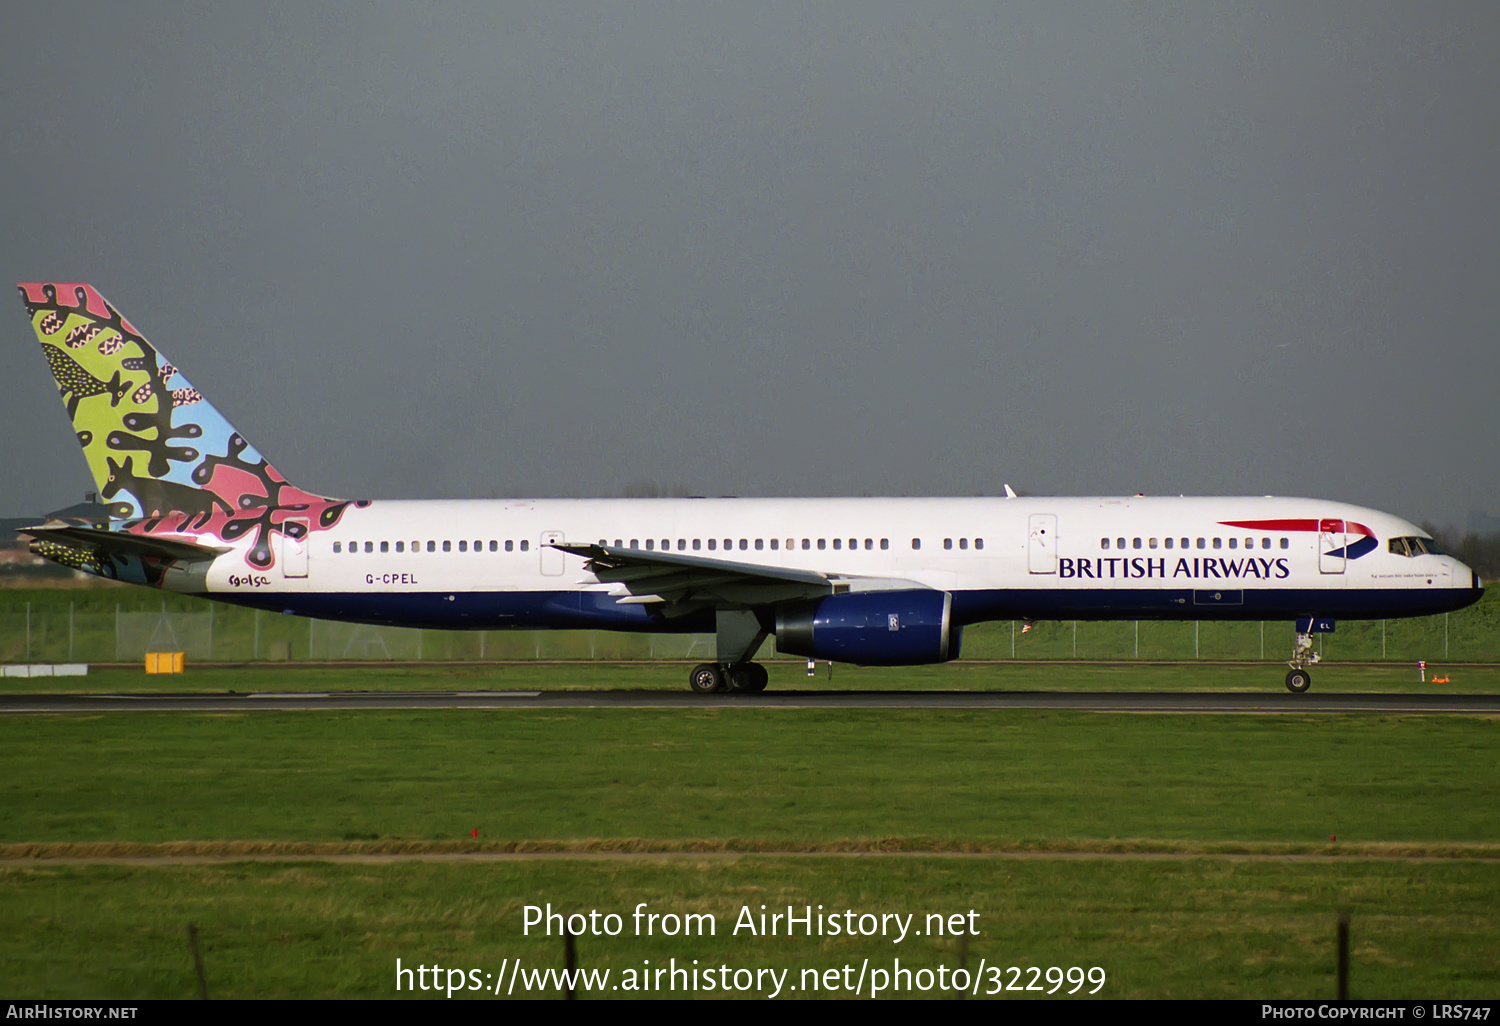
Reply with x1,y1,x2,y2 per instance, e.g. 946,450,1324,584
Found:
17,282,365,576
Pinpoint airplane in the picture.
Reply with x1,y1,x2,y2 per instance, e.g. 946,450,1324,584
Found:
13,282,1485,694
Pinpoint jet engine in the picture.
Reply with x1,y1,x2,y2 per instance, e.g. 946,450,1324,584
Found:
774,590,960,665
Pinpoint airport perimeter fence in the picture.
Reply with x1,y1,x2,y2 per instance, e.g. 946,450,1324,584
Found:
1,587,1497,665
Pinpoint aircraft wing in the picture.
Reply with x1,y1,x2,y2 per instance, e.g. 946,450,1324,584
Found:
550,542,927,613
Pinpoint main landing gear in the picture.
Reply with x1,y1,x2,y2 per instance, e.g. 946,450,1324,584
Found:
688,662,769,694
689,609,772,694
1285,629,1321,693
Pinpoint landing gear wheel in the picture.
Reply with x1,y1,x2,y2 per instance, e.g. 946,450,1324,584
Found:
729,663,769,693
689,663,726,694
746,663,769,693
1285,669,1312,694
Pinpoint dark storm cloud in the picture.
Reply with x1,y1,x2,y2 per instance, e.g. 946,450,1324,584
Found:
2,3,1496,528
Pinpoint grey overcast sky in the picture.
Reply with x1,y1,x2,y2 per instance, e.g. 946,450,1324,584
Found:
2,3,1497,529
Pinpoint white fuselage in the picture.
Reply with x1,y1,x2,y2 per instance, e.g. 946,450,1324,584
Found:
187,495,1480,631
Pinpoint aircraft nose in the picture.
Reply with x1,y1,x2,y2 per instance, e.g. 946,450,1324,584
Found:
1453,557,1482,593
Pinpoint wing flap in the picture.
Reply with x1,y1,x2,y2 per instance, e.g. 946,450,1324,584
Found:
552,541,932,611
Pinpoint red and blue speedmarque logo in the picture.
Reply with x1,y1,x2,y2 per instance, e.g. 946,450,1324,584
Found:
1218,518,1378,560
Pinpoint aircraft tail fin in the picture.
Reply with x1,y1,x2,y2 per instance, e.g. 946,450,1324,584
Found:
17,282,361,570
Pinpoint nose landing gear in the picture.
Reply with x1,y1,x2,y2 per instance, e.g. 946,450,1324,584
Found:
1285,628,1322,693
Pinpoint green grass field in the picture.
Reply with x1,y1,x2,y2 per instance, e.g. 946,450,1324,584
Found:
5,858,1497,999
4,710,1497,845
1,707,1498,998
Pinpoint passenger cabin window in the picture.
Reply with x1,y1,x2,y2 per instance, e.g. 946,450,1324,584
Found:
459,540,468,552
911,538,921,550
1164,538,1173,549
1101,538,1110,550
708,539,717,550
396,542,404,553
1132,538,1142,549
803,539,811,550
506,540,514,552
1196,538,1205,549
833,538,842,550
944,538,953,550
739,539,748,550
755,539,764,550
365,541,374,553
881,539,890,550
333,542,342,553
1261,537,1270,549
959,538,968,550
693,539,701,550
442,541,450,552
381,541,389,553
1116,538,1125,549
770,539,778,550
1227,538,1236,550
1148,538,1157,549
818,539,827,550
974,538,983,550
427,541,436,552
520,540,529,551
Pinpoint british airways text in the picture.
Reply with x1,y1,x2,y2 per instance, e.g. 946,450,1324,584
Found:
1058,557,1291,580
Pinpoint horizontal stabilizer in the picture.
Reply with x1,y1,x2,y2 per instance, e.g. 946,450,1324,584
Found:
21,523,229,562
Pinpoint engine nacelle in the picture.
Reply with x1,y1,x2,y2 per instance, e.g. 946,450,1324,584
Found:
774,590,960,665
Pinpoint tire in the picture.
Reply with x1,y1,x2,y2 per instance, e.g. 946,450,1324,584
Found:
745,663,769,693
689,663,725,694
1285,669,1311,694
729,664,768,693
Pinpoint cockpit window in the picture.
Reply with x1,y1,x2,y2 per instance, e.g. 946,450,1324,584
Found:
1389,536,1445,557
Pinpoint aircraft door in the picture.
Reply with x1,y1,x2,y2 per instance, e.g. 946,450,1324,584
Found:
1028,514,1058,574
1318,518,1346,575
281,518,309,579
540,531,565,576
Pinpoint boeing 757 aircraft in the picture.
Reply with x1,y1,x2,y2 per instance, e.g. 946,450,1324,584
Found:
13,282,1484,693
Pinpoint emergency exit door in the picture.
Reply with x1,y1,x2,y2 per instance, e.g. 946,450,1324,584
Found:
540,531,565,576
1318,518,1347,575
1028,514,1057,574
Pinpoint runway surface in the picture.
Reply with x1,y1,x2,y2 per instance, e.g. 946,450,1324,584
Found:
2,690,1498,713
